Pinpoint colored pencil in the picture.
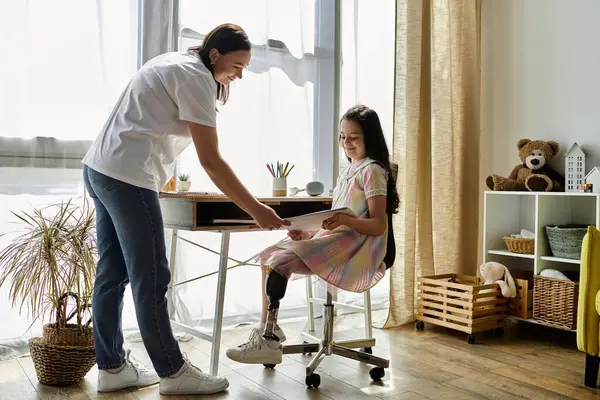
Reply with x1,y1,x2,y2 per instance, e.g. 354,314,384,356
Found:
266,163,275,177
284,164,294,178
267,160,295,178
283,161,289,177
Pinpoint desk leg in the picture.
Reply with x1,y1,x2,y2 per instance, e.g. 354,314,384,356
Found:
210,231,230,377
167,229,178,318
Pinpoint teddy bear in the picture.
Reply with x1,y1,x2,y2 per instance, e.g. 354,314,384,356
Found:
479,261,516,298
486,138,564,192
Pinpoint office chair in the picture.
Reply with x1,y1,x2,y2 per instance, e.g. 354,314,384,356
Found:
266,163,398,389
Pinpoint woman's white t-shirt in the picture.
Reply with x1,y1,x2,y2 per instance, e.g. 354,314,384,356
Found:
82,51,217,193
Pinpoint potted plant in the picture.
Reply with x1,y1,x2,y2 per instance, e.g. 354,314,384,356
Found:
0,197,97,385
177,173,191,192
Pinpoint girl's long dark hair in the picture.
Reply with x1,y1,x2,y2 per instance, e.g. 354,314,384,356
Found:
341,105,400,215
188,23,251,104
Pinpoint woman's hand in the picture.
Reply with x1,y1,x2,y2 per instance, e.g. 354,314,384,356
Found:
252,203,290,230
322,213,355,231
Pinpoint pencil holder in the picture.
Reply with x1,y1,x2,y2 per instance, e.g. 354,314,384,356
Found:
272,177,287,197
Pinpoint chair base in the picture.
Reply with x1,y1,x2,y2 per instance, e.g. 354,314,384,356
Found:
277,298,390,388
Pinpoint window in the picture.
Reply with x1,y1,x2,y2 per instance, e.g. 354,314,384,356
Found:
0,0,139,342
0,1,138,142
170,0,341,328
0,0,397,341
338,0,395,170
170,0,395,329
176,0,336,194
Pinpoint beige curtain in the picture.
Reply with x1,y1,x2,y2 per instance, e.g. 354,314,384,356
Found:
383,0,481,328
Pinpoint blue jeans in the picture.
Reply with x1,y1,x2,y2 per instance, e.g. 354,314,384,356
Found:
83,165,184,378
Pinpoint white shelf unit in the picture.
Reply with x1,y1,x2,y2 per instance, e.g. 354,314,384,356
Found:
482,191,600,329
483,191,600,273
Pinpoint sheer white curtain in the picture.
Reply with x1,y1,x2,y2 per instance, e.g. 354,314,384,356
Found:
0,0,397,354
0,0,138,141
337,0,396,323
166,0,397,332
166,0,321,331
0,0,138,356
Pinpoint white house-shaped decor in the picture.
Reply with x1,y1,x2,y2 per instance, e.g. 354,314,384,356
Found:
585,166,600,193
565,142,586,191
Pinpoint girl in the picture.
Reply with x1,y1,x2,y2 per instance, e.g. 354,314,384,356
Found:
226,105,400,365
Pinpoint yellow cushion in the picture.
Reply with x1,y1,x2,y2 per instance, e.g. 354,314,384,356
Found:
577,225,600,355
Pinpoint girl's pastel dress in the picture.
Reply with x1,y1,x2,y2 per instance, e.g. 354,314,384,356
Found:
259,157,389,293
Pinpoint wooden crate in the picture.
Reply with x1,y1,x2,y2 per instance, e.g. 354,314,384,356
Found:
415,274,508,335
507,278,533,319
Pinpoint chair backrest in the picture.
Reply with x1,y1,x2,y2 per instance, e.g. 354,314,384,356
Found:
383,162,398,269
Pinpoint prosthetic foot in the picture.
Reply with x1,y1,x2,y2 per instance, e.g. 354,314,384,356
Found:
224,271,288,365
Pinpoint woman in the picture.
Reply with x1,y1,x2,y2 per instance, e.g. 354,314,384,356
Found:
82,23,287,395
225,105,400,365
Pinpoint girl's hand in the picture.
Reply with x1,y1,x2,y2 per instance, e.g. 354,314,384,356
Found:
287,230,304,241
287,230,316,241
322,213,354,231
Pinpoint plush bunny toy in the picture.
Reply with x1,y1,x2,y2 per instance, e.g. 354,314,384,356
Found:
479,261,517,298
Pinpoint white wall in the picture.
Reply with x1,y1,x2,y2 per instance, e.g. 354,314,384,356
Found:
481,0,600,181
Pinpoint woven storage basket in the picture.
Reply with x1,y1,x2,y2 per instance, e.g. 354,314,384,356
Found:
29,337,96,385
533,275,579,330
503,237,534,255
546,224,588,259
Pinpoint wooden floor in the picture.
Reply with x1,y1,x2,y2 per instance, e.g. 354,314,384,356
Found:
2,310,600,400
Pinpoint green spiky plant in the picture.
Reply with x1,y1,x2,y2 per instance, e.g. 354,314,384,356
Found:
0,197,97,330
178,173,190,181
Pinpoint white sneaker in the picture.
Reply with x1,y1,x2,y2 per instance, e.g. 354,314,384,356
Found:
159,358,229,395
97,349,159,392
225,328,283,365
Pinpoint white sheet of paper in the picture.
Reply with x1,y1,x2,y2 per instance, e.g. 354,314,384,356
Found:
284,207,355,231
212,207,355,231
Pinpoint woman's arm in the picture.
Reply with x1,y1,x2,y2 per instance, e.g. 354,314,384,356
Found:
188,122,289,230
323,195,387,236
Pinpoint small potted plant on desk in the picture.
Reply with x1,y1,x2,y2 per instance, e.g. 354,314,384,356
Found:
177,173,191,192
0,198,97,386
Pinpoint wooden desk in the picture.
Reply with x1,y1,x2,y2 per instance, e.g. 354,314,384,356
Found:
159,192,332,375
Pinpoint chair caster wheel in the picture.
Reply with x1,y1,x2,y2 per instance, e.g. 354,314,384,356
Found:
416,321,425,331
305,373,321,388
360,347,373,354
467,334,475,344
370,367,385,381
263,364,276,369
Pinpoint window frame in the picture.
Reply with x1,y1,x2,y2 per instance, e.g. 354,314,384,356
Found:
173,0,341,190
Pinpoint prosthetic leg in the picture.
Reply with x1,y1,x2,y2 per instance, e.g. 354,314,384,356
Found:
262,270,288,342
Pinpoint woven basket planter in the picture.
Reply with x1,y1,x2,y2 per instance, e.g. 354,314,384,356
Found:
29,337,96,386
30,292,95,385
43,323,93,347
503,236,535,255
546,224,588,259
